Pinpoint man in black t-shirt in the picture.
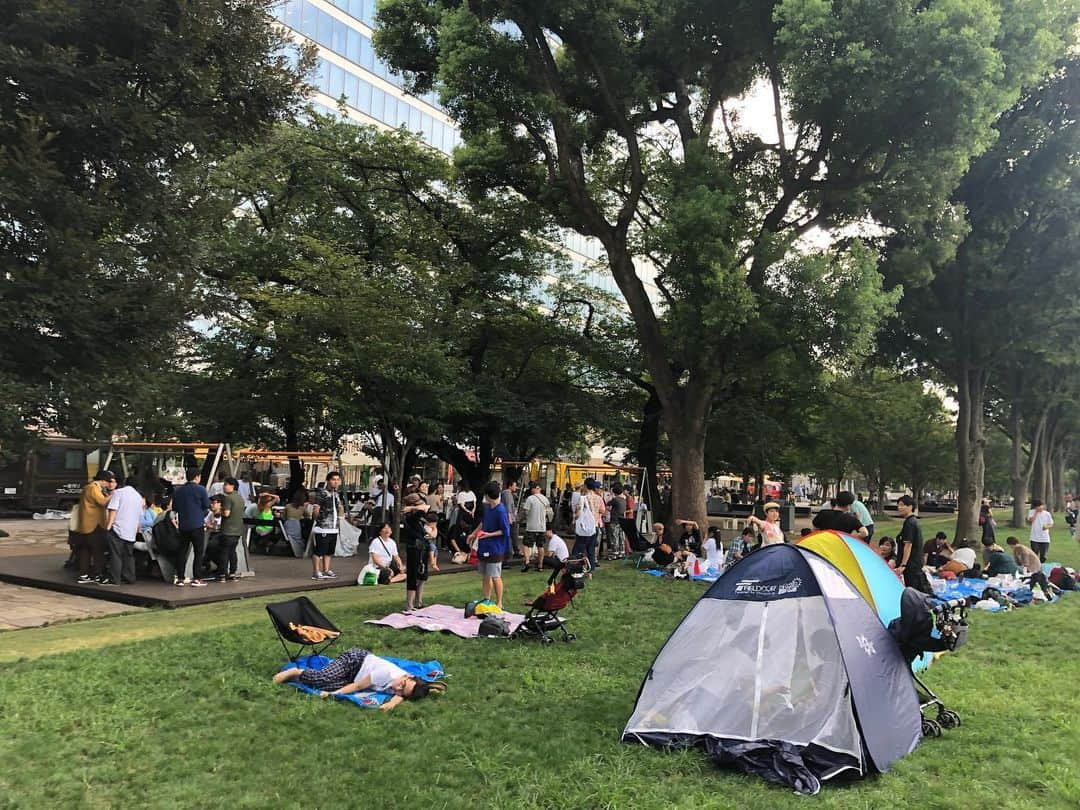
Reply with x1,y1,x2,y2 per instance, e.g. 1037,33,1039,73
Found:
895,495,932,593
811,491,868,540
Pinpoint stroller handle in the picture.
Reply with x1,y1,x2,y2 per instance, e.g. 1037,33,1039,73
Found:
933,597,966,609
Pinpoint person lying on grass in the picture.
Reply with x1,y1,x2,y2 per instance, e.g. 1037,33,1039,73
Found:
274,648,445,712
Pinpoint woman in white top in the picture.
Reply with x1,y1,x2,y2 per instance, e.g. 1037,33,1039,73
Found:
702,529,724,570
273,648,445,712
748,502,785,546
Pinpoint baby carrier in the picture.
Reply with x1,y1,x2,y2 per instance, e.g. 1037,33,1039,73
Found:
512,556,591,644
888,587,969,737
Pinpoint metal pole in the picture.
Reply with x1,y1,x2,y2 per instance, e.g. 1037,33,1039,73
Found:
206,443,224,488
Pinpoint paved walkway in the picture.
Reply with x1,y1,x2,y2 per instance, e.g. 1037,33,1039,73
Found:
0,582,142,630
0,519,144,631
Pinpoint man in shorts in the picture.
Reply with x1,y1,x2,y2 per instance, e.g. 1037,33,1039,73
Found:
521,481,549,572
311,471,345,581
471,481,511,608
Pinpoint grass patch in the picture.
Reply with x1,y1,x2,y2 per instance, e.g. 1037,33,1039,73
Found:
2,517,1079,808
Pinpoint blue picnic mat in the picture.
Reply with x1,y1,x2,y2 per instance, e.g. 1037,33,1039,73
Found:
642,568,720,583
280,654,444,707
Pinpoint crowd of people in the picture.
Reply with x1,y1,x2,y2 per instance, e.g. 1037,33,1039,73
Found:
64,466,644,602
67,466,1062,607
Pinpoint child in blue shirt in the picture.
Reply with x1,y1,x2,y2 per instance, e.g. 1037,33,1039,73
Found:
471,481,511,608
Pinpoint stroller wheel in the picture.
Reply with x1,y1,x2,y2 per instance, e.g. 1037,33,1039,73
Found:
565,633,577,642
921,717,943,738
937,710,961,729
540,636,555,645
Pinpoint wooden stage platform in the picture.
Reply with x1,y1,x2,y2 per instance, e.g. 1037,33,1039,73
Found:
0,550,477,609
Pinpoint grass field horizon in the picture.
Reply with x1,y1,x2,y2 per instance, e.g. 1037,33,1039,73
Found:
2,513,1079,809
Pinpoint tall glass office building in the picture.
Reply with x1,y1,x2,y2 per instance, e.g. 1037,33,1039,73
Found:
272,0,656,300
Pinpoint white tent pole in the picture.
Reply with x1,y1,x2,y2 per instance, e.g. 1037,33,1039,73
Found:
206,443,224,485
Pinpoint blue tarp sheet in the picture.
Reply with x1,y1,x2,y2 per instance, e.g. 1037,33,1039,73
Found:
641,568,720,583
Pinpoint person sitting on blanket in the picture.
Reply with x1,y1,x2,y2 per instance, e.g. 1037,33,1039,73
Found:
702,528,724,571
273,648,445,712
981,538,1018,577
369,522,407,584
924,532,953,568
1006,535,1043,575
724,526,754,569
651,522,675,567
653,521,693,572
938,545,979,577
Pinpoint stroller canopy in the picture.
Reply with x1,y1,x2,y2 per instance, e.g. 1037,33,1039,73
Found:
622,543,921,795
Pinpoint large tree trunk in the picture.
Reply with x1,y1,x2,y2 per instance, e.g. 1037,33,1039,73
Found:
664,390,710,537
635,387,663,515
283,413,305,498
1009,403,1048,528
1046,444,1058,511
1052,446,1068,511
1032,448,1047,504
954,366,987,546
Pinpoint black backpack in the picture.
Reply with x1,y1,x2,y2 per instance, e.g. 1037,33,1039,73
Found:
478,614,510,638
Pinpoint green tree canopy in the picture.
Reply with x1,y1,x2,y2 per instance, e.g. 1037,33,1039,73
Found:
886,56,1080,541
0,0,312,454
193,117,615,496
374,0,1071,528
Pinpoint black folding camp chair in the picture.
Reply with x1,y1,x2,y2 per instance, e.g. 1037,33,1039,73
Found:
620,518,653,568
266,597,342,661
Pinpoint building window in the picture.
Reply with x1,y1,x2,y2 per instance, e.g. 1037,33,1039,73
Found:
343,72,359,106
329,62,345,99
316,7,332,45
332,18,348,55
346,27,361,62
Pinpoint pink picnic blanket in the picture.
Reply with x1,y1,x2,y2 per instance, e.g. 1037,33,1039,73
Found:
366,603,526,638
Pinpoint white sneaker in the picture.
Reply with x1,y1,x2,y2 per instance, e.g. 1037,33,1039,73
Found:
324,570,337,579
311,572,327,581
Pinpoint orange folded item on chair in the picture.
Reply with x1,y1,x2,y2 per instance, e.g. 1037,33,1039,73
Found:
288,622,341,643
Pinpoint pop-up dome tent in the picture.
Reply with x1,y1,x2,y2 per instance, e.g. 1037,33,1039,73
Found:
622,543,921,795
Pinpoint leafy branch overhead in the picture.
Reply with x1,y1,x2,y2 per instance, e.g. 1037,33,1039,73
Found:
375,0,1074,528
193,117,624,479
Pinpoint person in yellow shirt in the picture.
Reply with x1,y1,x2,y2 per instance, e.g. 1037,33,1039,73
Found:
74,471,116,584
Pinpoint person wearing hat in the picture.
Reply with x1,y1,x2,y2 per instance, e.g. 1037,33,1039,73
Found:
747,502,785,546
73,470,116,583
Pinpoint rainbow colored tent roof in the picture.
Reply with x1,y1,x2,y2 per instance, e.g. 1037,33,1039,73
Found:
797,530,934,671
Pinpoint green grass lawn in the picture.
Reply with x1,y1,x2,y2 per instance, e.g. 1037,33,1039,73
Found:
2,516,1079,809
